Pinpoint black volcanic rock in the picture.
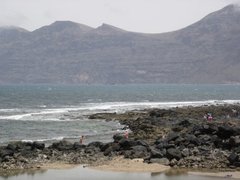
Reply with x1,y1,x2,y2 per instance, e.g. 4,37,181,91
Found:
0,5,240,84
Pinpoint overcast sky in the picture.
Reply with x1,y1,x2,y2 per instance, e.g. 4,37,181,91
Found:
0,0,239,33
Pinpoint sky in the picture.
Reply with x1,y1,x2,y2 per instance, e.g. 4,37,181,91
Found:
0,0,239,33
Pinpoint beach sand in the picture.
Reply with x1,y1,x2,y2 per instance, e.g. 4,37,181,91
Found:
40,162,79,170
90,156,170,173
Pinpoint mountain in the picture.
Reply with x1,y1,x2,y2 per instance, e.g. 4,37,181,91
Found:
0,5,239,84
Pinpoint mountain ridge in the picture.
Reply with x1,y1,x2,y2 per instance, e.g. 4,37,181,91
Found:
0,5,239,84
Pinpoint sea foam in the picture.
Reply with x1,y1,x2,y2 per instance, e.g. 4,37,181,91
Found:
0,100,239,121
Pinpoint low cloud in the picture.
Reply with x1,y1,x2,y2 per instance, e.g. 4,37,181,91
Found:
0,12,28,28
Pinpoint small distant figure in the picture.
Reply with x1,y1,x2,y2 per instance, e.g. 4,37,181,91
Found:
207,113,213,121
80,135,85,144
232,109,239,118
204,113,213,121
124,130,129,139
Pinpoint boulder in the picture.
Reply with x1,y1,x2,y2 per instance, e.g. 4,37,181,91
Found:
129,145,149,158
200,124,218,134
181,148,190,157
169,158,178,167
177,120,191,127
234,146,240,154
229,136,240,147
136,140,149,147
150,148,164,158
166,148,182,160
119,139,137,150
123,150,132,158
84,147,98,155
211,135,222,147
198,135,211,145
166,132,179,142
87,141,104,149
6,144,17,151
174,137,185,146
154,138,165,145
185,134,200,146
0,149,14,158
32,142,45,150
156,143,175,150
103,143,120,156
100,142,115,152
131,145,148,153
73,142,86,150
191,147,200,156
217,126,235,139
228,153,239,164
51,140,74,151
11,141,32,151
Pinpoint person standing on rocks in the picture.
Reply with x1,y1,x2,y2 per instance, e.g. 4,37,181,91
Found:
124,130,129,139
207,113,213,121
204,113,213,121
80,135,84,144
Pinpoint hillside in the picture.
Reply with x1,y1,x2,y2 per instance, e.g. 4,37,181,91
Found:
0,5,239,84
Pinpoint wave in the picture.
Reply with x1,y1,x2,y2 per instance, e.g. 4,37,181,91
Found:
77,100,240,112
20,129,128,144
0,100,239,121
21,136,65,143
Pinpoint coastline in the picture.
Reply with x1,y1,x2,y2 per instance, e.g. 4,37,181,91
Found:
1,104,240,177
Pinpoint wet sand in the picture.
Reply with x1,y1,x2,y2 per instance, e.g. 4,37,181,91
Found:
90,156,170,172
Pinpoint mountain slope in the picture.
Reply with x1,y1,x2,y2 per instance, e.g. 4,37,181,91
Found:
0,5,239,84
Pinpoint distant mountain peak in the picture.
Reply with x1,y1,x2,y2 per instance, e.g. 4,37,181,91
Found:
33,20,93,34
185,4,240,30
217,4,240,14
95,23,126,33
51,21,93,29
0,26,28,33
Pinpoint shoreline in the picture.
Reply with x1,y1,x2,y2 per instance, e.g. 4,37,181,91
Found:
1,159,240,179
1,104,240,177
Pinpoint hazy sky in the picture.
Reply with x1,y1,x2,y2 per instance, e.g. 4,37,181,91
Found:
0,0,239,33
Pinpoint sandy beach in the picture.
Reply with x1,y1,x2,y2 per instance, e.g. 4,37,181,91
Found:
91,156,170,173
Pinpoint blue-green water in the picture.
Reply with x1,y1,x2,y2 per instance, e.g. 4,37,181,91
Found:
0,84,240,145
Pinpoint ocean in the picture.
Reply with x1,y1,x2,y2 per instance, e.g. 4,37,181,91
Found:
0,84,240,145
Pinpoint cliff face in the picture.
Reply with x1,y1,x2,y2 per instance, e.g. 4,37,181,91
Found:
0,5,240,84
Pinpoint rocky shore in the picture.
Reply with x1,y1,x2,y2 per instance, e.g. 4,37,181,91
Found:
1,104,240,172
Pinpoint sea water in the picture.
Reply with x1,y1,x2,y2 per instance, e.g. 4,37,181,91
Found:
0,166,224,180
0,84,240,145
